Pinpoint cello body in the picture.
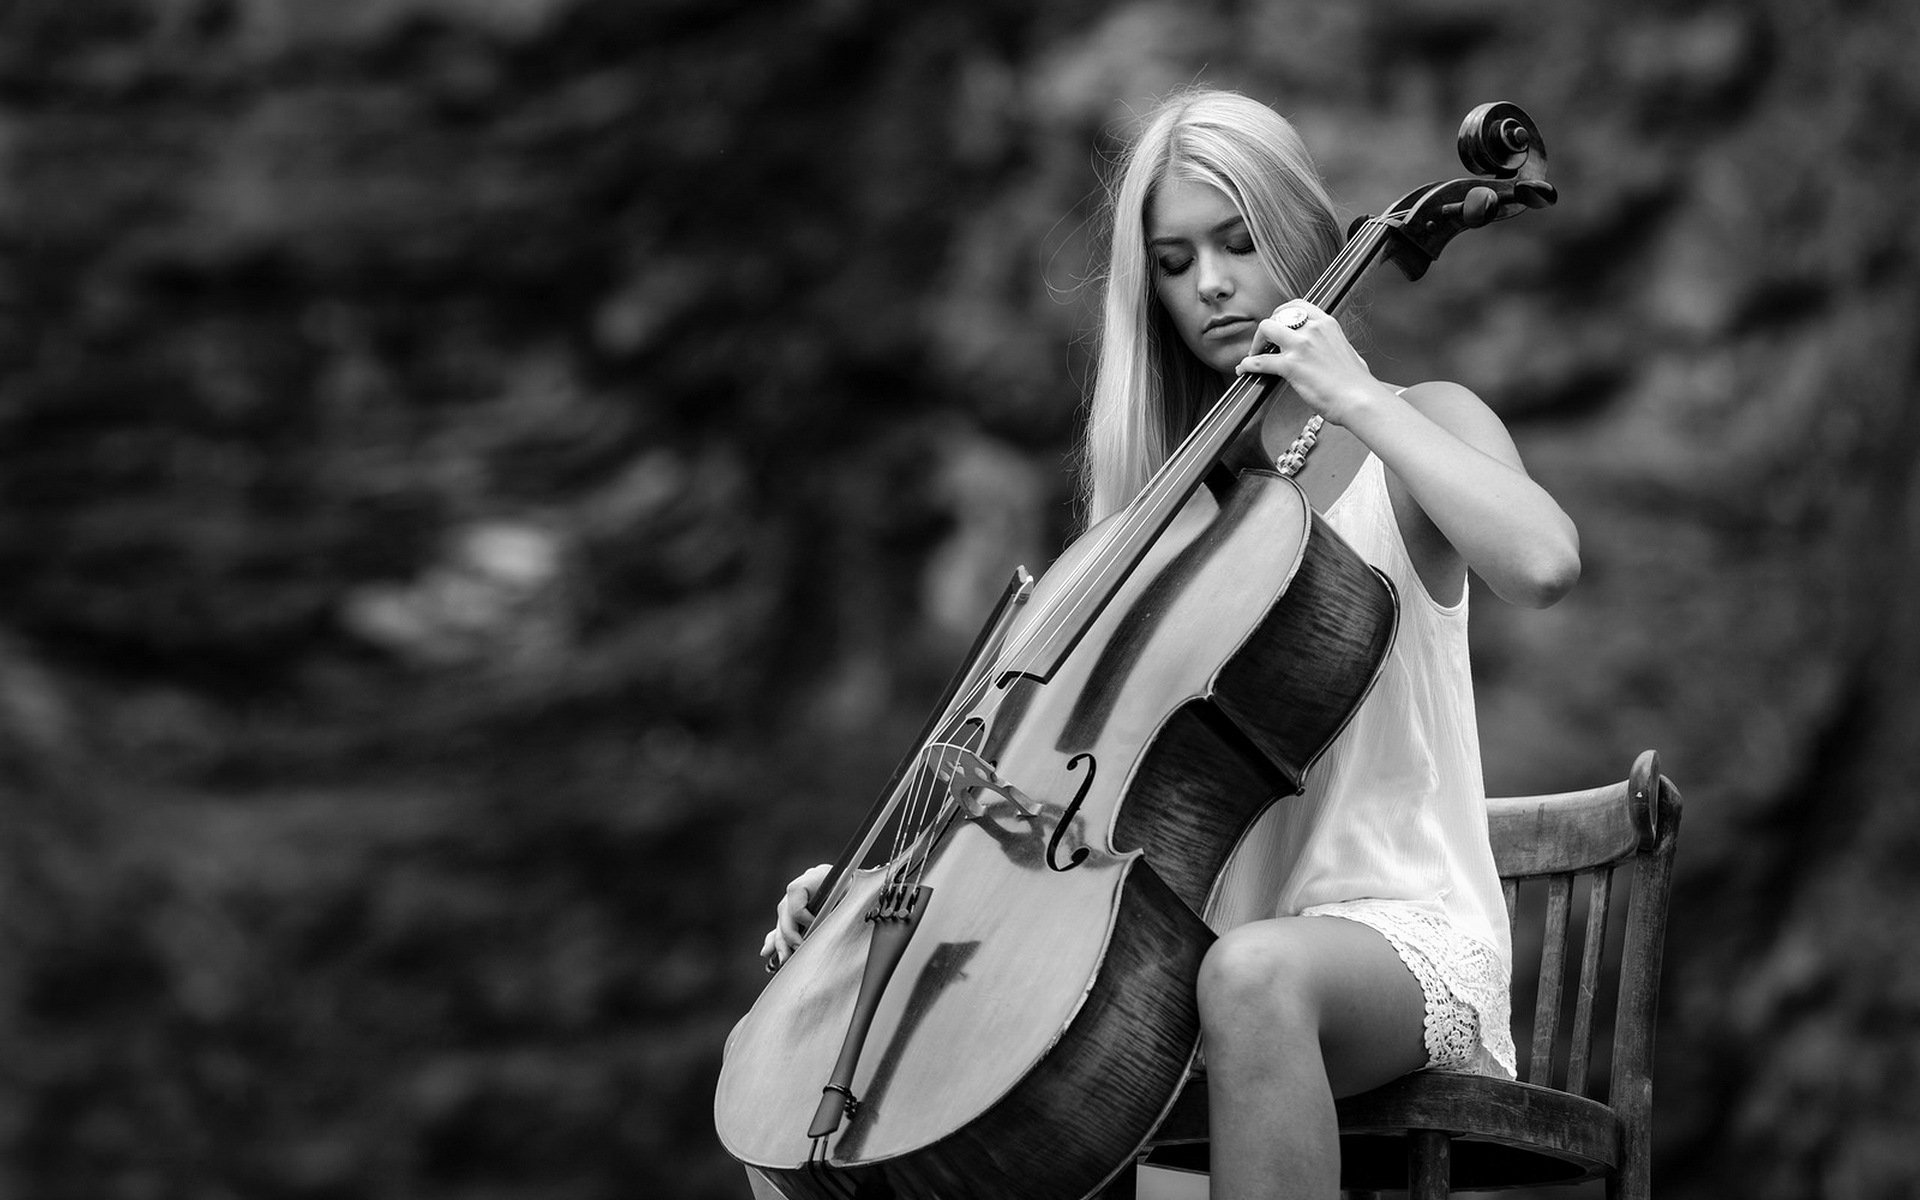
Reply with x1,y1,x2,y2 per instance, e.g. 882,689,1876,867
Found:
715,471,1396,1200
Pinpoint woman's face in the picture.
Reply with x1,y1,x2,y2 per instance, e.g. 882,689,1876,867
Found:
1144,178,1287,378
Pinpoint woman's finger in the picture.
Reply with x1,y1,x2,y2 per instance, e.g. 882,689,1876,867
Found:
1237,351,1288,377
778,909,812,943
769,863,835,956
776,895,810,944
798,862,833,895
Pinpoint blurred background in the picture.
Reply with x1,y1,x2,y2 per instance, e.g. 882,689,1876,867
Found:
2,0,1918,1197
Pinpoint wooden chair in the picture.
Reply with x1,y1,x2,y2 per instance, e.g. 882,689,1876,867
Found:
1114,749,1682,1199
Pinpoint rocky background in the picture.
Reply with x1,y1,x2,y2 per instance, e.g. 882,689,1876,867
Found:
3,0,1918,1197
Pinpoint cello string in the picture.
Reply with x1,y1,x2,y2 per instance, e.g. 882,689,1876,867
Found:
895,741,947,900
806,616,1015,922
884,705,982,908
843,223,1404,901
844,661,1001,921
884,736,941,906
1064,220,1391,622
918,210,1360,748
901,741,953,897
990,222,1386,666
979,219,1391,678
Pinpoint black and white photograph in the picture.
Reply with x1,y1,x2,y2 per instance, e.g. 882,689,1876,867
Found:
1,2,1915,1198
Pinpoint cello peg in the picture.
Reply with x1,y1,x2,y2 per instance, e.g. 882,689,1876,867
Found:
1514,180,1557,209
1438,186,1500,229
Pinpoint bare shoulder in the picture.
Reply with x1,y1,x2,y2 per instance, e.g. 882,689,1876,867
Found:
1397,379,1524,468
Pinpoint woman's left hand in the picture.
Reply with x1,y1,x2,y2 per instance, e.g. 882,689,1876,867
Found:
1236,300,1394,426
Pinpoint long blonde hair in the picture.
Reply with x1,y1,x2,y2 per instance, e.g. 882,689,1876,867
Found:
1079,90,1344,526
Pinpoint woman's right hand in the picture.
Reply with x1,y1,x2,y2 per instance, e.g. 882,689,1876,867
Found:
760,862,833,967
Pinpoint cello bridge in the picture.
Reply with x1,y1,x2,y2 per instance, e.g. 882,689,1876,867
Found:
923,742,1041,820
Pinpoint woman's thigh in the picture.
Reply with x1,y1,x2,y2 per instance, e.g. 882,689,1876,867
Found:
1200,914,1429,1098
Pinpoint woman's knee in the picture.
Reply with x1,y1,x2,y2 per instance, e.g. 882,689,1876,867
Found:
1197,922,1320,1037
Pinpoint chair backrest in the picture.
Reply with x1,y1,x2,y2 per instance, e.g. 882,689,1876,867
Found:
1490,750,1682,1129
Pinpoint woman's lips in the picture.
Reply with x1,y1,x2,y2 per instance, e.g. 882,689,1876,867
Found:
1203,316,1255,338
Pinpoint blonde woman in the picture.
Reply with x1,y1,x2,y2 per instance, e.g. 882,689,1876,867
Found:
761,88,1579,1200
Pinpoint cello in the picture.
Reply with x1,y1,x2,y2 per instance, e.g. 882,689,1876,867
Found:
716,102,1556,1200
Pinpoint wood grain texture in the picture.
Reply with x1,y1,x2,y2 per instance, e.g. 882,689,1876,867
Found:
1566,867,1613,1098
1210,489,1399,791
1108,701,1287,915
1530,874,1573,1083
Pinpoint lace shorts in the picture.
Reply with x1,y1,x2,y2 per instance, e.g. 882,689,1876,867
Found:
1303,899,1516,1076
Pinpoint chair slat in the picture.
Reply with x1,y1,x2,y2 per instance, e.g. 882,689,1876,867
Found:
1566,868,1613,1097
1529,875,1573,1085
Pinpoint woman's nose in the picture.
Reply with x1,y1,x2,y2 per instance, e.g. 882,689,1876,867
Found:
1196,253,1232,299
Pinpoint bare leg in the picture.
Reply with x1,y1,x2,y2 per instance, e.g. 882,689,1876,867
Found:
1197,915,1429,1200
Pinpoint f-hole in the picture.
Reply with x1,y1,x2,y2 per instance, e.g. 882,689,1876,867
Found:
1046,753,1097,872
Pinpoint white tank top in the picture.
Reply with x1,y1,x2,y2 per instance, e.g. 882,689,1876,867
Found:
1204,452,1511,973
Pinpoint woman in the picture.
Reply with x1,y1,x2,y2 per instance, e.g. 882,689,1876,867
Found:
761,88,1579,1200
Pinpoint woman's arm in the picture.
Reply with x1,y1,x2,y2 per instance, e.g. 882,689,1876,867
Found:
1343,379,1578,608
1239,302,1580,608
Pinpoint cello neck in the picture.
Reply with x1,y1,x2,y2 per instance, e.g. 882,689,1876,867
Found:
990,219,1395,685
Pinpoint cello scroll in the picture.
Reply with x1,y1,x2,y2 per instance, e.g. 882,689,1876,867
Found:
1373,100,1557,281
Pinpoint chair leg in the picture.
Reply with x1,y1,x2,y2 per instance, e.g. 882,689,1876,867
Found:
1606,1160,1649,1200
1408,1129,1451,1200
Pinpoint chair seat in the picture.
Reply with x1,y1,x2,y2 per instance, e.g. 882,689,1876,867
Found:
1142,1073,1621,1192
1338,1074,1621,1191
